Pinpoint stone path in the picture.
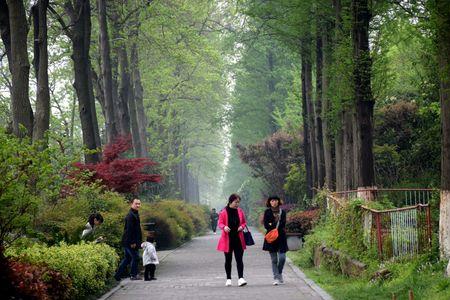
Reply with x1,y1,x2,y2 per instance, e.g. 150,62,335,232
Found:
101,229,332,300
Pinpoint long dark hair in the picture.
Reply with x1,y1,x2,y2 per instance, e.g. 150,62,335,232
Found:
88,213,103,227
227,193,241,206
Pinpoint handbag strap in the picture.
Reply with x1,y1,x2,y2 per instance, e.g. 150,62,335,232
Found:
275,209,282,229
244,225,250,232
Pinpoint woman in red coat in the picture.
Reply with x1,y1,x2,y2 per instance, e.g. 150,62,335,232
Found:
216,193,247,287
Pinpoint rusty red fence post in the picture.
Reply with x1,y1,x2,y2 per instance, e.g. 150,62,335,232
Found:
375,212,383,259
426,205,432,248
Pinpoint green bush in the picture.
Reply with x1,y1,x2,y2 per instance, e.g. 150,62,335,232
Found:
6,242,118,299
140,200,209,249
35,183,129,250
0,130,72,246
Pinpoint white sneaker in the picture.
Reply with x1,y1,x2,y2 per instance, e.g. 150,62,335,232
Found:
238,278,247,286
273,280,279,286
225,279,232,286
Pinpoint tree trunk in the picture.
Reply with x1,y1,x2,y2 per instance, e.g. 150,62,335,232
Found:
130,38,149,157
128,62,142,157
315,17,326,189
333,0,345,191
352,0,375,188
32,0,51,144
335,119,344,191
304,39,318,191
301,51,314,199
109,4,120,138
7,0,33,138
66,0,101,163
267,48,277,134
117,42,141,156
117,47,132,136
433,0,450,259
97,0,118,144
342,108,354,190
0,0,12,72
322,16,335,190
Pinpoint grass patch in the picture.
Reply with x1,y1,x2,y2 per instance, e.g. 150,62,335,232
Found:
289,247,450,300
288,196,450,300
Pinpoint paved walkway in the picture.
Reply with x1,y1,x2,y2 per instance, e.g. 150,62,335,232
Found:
102,229,332,300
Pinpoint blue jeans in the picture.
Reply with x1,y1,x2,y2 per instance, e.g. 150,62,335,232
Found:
270,251,286,280
115,246,140,278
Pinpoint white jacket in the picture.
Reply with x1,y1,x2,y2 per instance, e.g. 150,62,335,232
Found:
141,241,159,266
81,222,93,239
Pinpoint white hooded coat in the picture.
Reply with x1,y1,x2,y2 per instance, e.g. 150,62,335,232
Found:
141,241,159,266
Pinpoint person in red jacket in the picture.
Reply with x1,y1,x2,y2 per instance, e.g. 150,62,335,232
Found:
216,193,248,287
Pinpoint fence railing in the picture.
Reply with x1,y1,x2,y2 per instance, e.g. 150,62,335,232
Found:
331,188,436,207
361,204,432,259
326,188,436,260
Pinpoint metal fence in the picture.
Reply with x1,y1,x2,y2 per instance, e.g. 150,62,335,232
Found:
326,188,436,260
331,188,435,207
361,204,432,259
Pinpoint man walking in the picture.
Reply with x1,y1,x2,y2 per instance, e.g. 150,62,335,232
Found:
210,208,219,234
114,198,143,281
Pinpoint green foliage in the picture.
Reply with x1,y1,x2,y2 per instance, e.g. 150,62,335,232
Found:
137,0,229,203
290,249,450,300
140,200,209,249
6,242,119,299
0,130,72,246
284,163,308,207
34,183,129,250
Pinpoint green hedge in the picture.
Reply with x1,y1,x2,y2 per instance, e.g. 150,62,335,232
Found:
7,242,118,299
140,200,209,249
34,184,129,251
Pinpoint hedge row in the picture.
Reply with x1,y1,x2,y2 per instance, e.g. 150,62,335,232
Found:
140,200,209,249
6,242,118,299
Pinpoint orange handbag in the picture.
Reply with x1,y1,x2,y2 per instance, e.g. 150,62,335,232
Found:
265,228,279,243
265,209,282,244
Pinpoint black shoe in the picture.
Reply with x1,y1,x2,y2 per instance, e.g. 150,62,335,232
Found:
144,278,151,281
150,277,157,280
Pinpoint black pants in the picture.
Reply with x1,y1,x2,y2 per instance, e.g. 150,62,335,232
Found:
144,264,156,280
224,236,243,279
211,222,217,232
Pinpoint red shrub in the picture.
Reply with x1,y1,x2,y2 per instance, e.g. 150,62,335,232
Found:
7,260,73,300
74,135,162,193
285,208,320,236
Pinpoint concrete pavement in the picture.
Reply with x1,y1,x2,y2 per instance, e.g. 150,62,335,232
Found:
101,228,332,300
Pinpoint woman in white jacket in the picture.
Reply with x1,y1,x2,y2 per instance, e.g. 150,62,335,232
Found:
141,236,159,281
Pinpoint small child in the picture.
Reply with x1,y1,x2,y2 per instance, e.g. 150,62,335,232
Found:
141,236,159,281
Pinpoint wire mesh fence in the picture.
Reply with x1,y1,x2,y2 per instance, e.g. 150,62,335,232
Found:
331,188,435,207
326,188,435,260
362,204,431,259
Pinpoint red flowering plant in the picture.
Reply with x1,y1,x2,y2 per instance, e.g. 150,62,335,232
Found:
72,136,162,194
285,208,321,236
3,252,74,300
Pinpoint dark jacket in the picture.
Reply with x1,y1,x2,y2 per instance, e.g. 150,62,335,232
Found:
262,208,288,253
210,212,219,223
121,208,142,247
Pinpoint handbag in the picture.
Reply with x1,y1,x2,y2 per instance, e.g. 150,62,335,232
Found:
243,225,255,246
265,209,282,244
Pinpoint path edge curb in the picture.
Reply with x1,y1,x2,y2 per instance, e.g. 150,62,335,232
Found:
286,256,333,300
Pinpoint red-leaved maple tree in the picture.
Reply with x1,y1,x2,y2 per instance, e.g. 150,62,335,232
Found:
74,136,161,193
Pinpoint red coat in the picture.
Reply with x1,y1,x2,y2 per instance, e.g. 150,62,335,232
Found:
216,207,247,252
